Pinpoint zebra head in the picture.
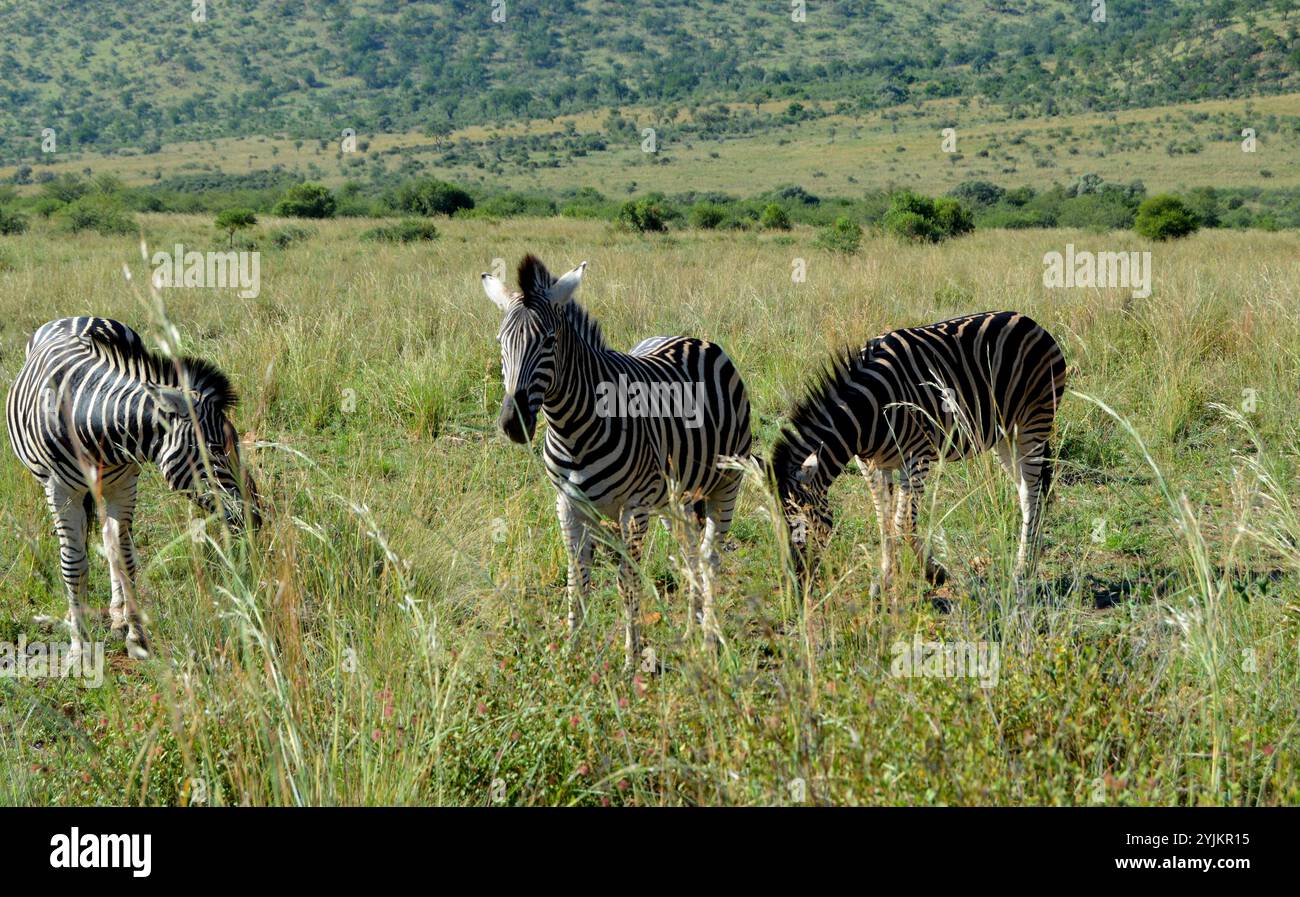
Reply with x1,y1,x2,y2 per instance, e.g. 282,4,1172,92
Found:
150,361,260,530
482,255,587,444
772,443,834,578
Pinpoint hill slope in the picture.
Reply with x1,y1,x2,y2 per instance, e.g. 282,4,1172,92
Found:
2,0,1298,165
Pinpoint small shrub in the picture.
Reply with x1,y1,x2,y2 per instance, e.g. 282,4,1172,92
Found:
884,191,974,243
0,207,28,236
361,220,440,243
813,217,862,254
267,225,317,249
58,196,136,235
618,199,668,233
387,179,474,217
690,202,727,230
1134,195,1199,240
933,198,974,238
273,183,337,219
759,203,791,230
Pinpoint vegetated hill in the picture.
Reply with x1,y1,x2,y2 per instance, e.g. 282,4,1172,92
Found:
1,0,1298,165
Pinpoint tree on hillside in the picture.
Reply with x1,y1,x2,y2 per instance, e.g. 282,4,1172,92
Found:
215,208,257,247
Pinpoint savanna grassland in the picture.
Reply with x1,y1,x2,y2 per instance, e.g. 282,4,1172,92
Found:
0,215,1297,805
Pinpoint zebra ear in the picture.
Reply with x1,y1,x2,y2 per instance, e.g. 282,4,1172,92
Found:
481,272,514,311
796,451,821,485
547,261,587,306
149,386,196,420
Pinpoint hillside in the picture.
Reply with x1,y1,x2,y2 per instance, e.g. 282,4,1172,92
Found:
2,0,1298,166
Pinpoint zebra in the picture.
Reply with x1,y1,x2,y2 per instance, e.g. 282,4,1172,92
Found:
6,317,259,660
481,256,752,669
770,310,1066,594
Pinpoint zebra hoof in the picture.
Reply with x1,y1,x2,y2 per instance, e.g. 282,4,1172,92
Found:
125,635,150,660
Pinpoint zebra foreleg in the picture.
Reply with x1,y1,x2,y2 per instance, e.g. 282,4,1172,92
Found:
45,480,91,659
860,459,898,599
556,493,594,636
617,510,648,672
101,470,149,659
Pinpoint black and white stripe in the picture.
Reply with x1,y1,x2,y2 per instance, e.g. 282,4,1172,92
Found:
771,310,1066,592
483,256,752,667
6,317,258,658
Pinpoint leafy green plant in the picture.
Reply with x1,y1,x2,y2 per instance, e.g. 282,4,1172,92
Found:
361,219,440,243
1134,195,1200,240
813,216,862,253
267,225,317,249
57,195,136,235
273,183,337,219
883,191,973,243
618,199,669,233
689,202,727,230
0,207,28,236
386,179,474,217
759,203,791,230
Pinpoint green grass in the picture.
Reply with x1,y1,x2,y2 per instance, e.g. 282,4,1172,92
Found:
0,215,1297,805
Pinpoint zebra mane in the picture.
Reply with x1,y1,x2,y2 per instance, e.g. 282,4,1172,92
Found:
169,354,240,411
517,253,608,351
82,328,239,411
769,339,881,485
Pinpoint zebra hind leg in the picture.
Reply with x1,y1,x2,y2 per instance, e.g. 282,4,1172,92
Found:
1012,439,1053,595
45,481,92,659
698,473,741,655
896,458,949,589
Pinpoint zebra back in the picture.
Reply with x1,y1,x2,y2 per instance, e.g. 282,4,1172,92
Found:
772,310,1066,488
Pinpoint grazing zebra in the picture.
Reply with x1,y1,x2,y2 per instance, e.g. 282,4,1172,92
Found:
482,256,752,668
6,317,259,659
770,311,1066,593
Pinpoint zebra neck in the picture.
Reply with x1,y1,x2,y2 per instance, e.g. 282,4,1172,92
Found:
541,308,614,437
788,366,893,485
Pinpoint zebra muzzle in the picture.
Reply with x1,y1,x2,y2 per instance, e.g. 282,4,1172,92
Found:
498,392,536,444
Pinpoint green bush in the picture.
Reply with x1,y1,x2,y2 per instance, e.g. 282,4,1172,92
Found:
885,210,937,242
933,198,974,238
387,179,474,217
618,199,669,233
883,191,973,243
1055,193,1135,231
813,216,862,254
273,183,337,219
58,195,136,235
978,207,1052,229
360,219,440,243
690,202,728,230
267,225,317,249
476,193,556,218
0,207,28,236
1134,195,1200,240
30,197,64,219
759,203,791,230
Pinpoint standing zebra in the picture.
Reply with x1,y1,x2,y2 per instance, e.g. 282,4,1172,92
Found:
482,256,752,668
7,317,259,659
771,311,1065,593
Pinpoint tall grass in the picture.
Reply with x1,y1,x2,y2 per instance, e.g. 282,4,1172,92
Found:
0,215,1296,805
